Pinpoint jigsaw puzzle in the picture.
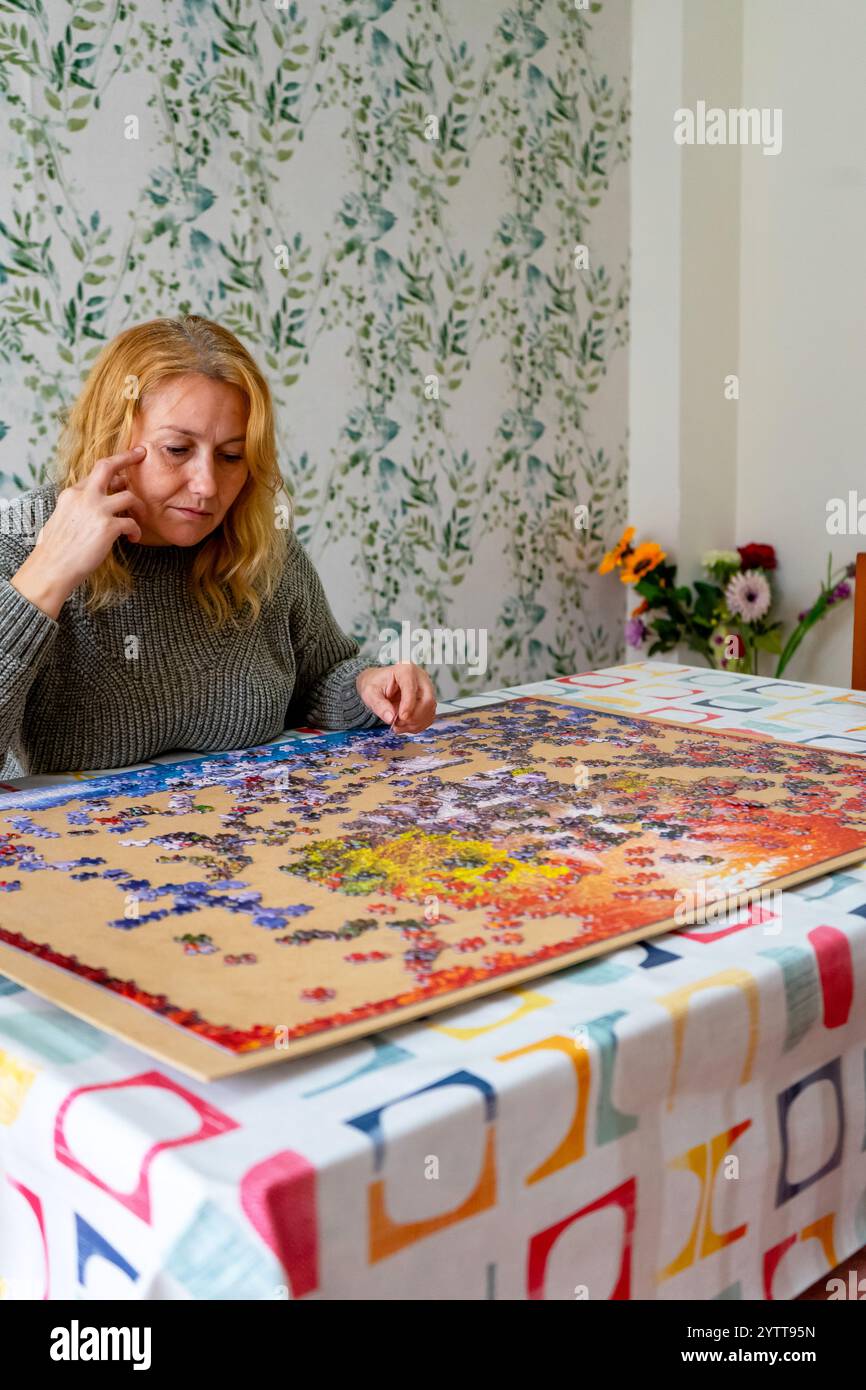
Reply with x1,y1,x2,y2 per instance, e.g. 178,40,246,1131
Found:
1,696,866,1079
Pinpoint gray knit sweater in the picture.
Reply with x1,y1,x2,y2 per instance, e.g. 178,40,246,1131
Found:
0,482,385,780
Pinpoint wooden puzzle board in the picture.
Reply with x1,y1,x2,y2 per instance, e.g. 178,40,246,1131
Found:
1,695,866,1080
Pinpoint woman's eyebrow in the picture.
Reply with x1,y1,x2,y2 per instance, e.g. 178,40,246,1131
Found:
152,425,246,443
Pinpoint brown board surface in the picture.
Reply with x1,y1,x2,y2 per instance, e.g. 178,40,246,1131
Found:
1,695,865,1080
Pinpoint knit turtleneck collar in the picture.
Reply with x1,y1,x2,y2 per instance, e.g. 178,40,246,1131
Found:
116,532,212,577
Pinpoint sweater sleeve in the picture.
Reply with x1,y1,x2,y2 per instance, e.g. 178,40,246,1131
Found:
0,537,62,775
283,531,386,731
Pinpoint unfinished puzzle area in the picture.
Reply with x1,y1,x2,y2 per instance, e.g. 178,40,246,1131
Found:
2,695,866,1078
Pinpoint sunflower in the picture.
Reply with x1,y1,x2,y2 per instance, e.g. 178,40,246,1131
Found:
598,526,635,575
620,542,666,584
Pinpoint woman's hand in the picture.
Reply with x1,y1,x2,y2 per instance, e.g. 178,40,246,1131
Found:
11,447,146,619
355,662,437,733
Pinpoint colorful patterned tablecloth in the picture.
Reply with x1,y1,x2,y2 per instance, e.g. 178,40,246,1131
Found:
3,660,866,1300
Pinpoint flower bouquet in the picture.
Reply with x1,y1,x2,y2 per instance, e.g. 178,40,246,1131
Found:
598,529,855,678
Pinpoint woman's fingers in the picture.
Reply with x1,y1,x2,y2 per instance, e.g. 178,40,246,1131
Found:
89,447,146,494
397,692,436,731
357,664,438,732
393,677,420,726
104,488,144,517
113,514,142,543
390,665,437,731
384,665,416,728
370,690,398,723
410,688,438,729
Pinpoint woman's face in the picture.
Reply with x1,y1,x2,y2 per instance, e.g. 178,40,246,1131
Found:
123,373,250,546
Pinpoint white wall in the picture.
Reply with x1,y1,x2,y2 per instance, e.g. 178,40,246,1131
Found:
630,0,865,687
628,0,683,564
737,0,866,685
630,0,742,656
679,0,741,583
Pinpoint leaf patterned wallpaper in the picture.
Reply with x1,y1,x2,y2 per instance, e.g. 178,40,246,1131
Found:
0,0,630,699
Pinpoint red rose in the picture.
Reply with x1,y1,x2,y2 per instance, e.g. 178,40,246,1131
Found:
737,542,777,571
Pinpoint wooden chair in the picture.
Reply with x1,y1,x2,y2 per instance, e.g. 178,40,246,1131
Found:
853,554,866,690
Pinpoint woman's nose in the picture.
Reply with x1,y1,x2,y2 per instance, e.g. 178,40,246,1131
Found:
186,452,219,495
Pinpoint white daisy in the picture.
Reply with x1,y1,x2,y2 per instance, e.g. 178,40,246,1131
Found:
725,569,772,622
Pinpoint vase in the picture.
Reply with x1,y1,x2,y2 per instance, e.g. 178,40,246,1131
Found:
707,624,750,674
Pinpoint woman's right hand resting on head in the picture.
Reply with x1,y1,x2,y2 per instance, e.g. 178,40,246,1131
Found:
10,447,145,620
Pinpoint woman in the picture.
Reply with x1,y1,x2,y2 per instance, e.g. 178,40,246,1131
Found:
0,314,437,780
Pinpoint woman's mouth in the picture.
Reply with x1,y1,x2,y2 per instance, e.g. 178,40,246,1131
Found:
172,506,212,519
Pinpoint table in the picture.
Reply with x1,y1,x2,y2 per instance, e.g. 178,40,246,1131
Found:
2,660,866,1300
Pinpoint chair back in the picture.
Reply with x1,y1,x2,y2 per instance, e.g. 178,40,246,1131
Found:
851,554,866,689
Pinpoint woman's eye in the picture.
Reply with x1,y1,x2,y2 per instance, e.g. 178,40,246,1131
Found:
162,446,243,462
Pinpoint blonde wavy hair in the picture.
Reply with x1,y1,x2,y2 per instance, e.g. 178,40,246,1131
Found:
53,314,290,629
